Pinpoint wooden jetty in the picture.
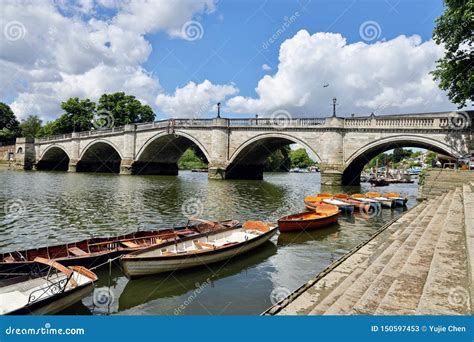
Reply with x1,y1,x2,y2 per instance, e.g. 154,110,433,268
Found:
264,184,473,315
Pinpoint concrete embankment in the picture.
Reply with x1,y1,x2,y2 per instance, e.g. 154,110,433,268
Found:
265,184,473,316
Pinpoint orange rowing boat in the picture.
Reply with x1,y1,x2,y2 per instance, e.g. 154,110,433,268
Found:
278,204,340,232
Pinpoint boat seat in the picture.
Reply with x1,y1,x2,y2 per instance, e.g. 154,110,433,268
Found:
194,241,215,249
161,251,176,256
3,255,15,263
68,247,88,256
0,291,28,315
121,241,140,248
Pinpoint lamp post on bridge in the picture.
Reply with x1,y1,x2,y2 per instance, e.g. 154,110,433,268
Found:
217,102,221,118
332,97,338,117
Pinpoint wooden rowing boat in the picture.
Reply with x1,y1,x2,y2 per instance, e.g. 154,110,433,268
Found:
278,204,340,232
333,194,375,214
383,192,408,206
304,194,354,214
0,257,97,315
120,221,277,278
364,192,394,208
350,194,383,212
0,219,239,277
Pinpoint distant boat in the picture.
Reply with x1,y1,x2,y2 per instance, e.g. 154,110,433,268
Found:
385,178,414,184
0,219,239,277
0,258,97,315
278,204,340,232
191,168,208,173
121,221,277,278
370,179,389,187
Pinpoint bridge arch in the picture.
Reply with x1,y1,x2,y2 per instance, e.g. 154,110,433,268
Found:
227,133,322,180
77,139,123,173
37,145,70,171
342,134,463,185
134,131,210,175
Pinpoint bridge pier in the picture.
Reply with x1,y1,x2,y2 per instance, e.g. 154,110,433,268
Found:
208,164,264,180
14,137,35,170
319,164,344,186
68,159,78,172
132,162,178,176
120,159,134,175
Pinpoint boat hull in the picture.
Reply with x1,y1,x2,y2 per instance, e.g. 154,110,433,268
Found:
121,229,277,278
0,221,239,278
7,283,94,315
278,213,338,232
322,199,354,215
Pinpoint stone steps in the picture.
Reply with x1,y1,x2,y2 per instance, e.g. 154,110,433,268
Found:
276,202,429,315
345,194,451,315
374,191,456,314
463,184,474,314
274,188,473,316
318,200,438,315
415,187,470,315
420,169,474,199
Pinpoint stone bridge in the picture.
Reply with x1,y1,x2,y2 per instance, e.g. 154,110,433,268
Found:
14,111,473,185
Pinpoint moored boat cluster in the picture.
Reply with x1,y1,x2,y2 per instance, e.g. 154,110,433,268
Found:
0,192,407,315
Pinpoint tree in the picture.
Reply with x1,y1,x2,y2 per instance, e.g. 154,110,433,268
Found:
392,148,411,163
432,0,473,108
60,98,96,132
0,102,20,140
20,115,42,138
178,148,208,170
264,146,291,171
97,92,155,126
290,148,315,168
425,151,438,166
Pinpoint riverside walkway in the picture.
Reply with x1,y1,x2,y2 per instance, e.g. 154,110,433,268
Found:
265,184,473,315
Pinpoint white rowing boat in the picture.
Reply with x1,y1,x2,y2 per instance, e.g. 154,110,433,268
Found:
0,258,97,315
121,221,277,278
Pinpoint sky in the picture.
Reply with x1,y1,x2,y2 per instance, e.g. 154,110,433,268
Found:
0,0,461,122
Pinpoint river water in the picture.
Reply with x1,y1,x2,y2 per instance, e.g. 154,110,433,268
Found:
0,170,419,315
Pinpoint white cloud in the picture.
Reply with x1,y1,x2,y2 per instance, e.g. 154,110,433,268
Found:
226,30,455,116
1,0,217,121
113,0,216,37
262,63,272,71
155,80,238,118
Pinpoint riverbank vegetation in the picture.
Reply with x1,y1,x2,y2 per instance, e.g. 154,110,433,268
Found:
365,148,438,171
0,93,154,143
177,146,317,171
